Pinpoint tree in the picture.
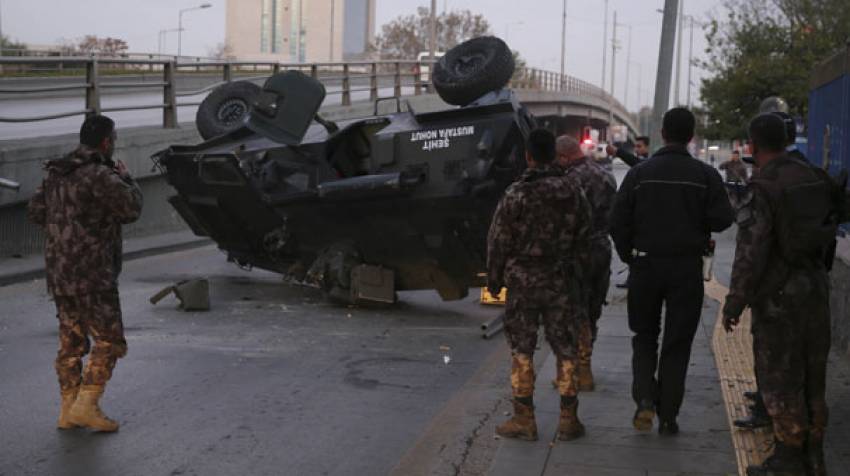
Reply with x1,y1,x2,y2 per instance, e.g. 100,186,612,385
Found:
0,35,26,56
67,35,129,57
699,0,850,140
208,42,234,60
373,7,491,60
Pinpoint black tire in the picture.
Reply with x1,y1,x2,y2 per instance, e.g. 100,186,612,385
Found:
196,81,262,140
432,36,515,107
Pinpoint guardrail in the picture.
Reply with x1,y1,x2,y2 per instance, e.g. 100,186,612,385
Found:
0,57,634,128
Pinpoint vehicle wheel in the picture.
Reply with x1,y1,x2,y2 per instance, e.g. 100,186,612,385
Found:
432,36,515,107
196,81,262,140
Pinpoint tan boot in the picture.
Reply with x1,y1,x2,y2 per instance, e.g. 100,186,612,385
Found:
557,399,586,441
577,363,595,392
68,385,119,432
496,399,539,441
57,387,80,430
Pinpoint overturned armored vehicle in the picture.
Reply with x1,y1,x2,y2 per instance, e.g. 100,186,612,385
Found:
153,37,533,303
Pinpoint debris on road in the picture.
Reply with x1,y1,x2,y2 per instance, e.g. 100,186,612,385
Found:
149,278,211,311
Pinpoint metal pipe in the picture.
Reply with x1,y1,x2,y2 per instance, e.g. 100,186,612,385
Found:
482,316,504,340
0,178,20,191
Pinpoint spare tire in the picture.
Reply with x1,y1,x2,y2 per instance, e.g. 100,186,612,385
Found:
433,36,515,107
196,81,262,140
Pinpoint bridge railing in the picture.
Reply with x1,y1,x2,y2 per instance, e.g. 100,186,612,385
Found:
511,67,635,124
0,57,432,127
0,57,634,128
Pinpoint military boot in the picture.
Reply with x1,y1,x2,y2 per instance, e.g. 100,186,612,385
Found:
57,386,80,430
735,396,772,430
496,399,538,441
577,362,595,392
746,442,806,476
805,438,826,476
633,399,656,432
68,385,119,432
557,397,586,441
497,354,537,441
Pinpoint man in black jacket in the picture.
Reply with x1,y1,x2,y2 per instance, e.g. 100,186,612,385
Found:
607,136,650,168
610,108,734,435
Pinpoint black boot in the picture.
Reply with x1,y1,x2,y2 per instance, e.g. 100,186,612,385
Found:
746,442,806,476
658,418,679,436
735,396,772,430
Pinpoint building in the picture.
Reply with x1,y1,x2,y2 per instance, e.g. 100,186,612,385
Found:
225,0,376,63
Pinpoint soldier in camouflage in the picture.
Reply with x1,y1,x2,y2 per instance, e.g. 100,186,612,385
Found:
724,114,846,476
487,128,592,442
28,115,143,432
556,135,617,391
719,150,749,184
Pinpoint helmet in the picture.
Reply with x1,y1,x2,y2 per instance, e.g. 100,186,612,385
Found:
759,96,789,114
772,111,796,146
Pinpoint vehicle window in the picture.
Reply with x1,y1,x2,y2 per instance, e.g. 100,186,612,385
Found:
199,156,247,186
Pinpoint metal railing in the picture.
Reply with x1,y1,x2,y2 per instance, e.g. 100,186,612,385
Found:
512,67,635,123
0,56,634,128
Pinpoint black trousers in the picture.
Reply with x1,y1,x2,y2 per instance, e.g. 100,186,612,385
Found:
627,256,704,420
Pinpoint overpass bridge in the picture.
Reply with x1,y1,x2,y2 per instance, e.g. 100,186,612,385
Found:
0,56,640,139
0,56,640,258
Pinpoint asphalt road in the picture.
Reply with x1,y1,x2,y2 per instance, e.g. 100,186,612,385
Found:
0,245,507,476
0,85,418,141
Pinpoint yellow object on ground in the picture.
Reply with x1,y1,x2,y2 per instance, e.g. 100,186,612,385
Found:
480,287,507,305
706,279,771,475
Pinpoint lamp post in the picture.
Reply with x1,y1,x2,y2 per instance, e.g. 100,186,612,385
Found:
560,0,568,88
601,0,608,91
614,19,632,107
428,0,437,62
177,3,212,60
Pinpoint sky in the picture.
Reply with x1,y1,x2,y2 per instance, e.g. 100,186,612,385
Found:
0,0,727,111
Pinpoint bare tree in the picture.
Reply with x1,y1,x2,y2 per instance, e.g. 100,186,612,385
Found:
207,42,234,60
73,36,129,57
373,7,491,60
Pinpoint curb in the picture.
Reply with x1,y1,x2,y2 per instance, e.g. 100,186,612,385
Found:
0,237,212,287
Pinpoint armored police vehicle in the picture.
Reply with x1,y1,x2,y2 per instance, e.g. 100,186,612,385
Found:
153,37,534,304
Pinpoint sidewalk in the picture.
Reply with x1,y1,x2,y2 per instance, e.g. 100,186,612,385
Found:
488,268,738,475
0,229,210,286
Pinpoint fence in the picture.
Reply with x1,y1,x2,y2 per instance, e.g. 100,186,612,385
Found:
0,56,633,128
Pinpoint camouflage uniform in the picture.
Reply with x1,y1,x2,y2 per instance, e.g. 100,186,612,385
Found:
724,155,839,469
719,159,749,183
560,158,617,370
487,163,592,401
28,145,143,391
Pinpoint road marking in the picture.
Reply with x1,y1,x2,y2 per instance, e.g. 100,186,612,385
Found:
705,279,772,476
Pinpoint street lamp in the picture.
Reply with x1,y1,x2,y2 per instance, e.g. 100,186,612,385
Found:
178,3,212,60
